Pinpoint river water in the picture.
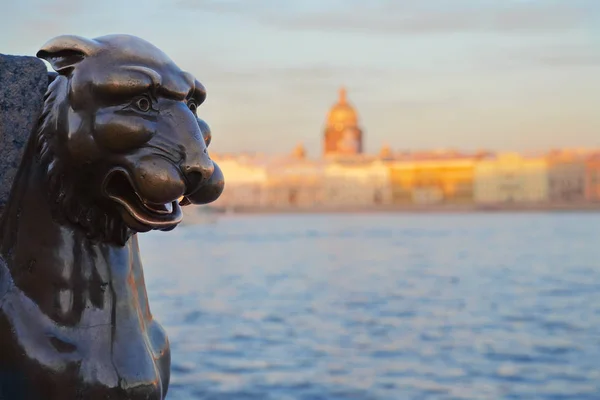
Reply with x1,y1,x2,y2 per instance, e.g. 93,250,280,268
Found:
140,212,600,399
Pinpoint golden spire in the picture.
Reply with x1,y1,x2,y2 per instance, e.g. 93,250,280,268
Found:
338,86,347,104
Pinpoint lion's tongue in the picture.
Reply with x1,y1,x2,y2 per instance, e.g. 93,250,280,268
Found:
143,201,173,215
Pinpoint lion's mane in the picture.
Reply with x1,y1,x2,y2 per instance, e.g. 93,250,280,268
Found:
35,76,131,244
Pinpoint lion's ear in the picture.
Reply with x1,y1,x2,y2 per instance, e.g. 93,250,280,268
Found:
36,35,101,74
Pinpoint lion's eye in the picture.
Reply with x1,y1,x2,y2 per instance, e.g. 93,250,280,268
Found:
135,97,151,112
188,101,197,114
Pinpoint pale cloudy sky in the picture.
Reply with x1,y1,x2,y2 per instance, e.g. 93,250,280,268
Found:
2,0,599,156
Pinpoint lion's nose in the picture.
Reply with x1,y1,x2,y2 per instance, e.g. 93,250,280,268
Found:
183,161,224,205
181,151,215,194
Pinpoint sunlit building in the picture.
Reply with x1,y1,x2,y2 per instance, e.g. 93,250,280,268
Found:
388,153,476,205
263,153,325,209
474,153,548,204
210,88,598,211
211,154,269,209
323,87,363,157
323,160,390,207
379,144,394,161
546,151,586,203
585,153,600,202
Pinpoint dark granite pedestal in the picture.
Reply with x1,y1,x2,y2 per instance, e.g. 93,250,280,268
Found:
0,54,48,209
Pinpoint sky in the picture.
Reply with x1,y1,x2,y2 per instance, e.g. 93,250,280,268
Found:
2,0,600,156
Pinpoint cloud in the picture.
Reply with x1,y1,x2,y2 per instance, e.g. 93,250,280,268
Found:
477,43,600,71
204,64,395,82
518,45,600,68
175,0,280,16
184,62,400,100
176,0,597,35
39,0,89,15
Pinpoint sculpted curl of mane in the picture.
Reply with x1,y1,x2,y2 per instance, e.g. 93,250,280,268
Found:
35,76,130,244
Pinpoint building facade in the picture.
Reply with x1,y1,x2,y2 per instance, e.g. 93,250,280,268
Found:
388,155,475,205
474,153,548,204
547,152,586,203
585,154,600,202
323,160,390,207
211,155,269,209
264,159,325,209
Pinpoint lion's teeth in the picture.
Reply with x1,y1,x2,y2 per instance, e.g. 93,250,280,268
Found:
142,200,173,214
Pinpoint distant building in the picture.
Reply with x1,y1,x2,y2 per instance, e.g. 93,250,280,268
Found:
211,155,268,209
323,160,390,207
585,153,600,202
474,153,548,204
379,144,394,161
547,152,586,203
211,87,599,211
323,87,363,157
264,159,324,208
388,161,414,204
388,155,476,205
291,143,307,160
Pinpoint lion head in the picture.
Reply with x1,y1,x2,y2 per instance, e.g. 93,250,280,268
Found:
34,34,224,244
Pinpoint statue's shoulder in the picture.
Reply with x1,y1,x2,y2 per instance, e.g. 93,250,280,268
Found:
0,54,49,211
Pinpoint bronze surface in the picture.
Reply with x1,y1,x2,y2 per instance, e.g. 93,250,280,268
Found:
0,34,224,399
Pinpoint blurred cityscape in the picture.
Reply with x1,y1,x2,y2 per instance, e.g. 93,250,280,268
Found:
211,87,600,212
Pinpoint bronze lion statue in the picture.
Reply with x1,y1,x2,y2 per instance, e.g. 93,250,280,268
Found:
0,35,224,399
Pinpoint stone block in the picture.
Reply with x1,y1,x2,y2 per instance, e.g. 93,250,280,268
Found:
0,54,48,209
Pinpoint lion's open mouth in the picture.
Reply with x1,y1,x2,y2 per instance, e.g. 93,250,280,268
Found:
102,169,183,230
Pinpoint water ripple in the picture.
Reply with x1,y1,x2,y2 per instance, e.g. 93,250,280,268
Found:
141,213,600,399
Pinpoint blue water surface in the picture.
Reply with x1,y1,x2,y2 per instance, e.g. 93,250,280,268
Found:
140,212,600,400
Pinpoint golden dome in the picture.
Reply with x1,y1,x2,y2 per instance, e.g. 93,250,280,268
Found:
326,87,358,128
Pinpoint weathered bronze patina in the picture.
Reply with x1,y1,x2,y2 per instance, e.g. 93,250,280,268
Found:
0,35,224,399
